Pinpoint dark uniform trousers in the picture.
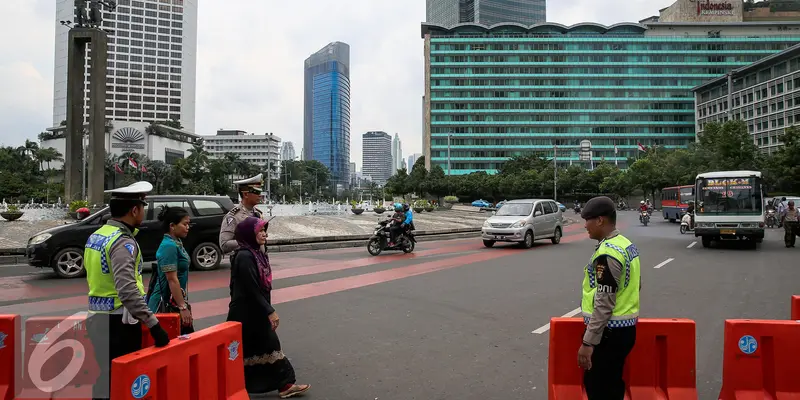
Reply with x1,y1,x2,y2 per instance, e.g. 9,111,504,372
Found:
87,313,143,400
785,221,798,247
583,325,637,400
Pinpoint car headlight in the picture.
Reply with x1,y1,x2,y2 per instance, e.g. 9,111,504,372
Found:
510,220,526,228
483,220,491,228
740,223,757,228
696,222,714,228
29,233,51,245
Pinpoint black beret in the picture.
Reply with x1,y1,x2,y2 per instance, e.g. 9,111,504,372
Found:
581,196,616,220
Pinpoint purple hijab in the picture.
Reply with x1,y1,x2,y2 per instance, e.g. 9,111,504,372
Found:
235,216,272,289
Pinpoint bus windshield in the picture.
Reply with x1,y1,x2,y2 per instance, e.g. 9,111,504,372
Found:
696,177,762,215
679,187,694,205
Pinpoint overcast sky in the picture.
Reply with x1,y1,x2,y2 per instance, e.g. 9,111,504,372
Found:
1,0,675,169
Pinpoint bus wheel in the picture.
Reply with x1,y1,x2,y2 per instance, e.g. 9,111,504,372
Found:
701,236,712,248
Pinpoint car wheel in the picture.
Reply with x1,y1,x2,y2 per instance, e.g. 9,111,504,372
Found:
701,236,712,248
523,230,534,249
551,227,562,244
483,240,495,248
52,247,85,279
191,242,222,271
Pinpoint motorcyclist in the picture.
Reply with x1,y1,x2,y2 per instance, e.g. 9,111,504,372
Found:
402,203,414,231
686,201,695,229
388,203,404,247
639,201,648,222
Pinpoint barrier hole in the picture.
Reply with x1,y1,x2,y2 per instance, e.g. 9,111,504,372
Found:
657,335,669,397
189,353,200,400
217,343,226,400
157,365,168,399
761,336,776,399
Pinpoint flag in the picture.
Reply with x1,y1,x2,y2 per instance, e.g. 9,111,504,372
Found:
614,145,619,154
128,158,138,169
141,165,147,173
637,142,646,152
114,163,123,173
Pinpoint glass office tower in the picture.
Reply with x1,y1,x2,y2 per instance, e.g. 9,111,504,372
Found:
422,21,800,174
304,42,351,188
426,0,546,27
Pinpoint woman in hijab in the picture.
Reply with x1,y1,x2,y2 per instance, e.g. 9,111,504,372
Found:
227,216,311,398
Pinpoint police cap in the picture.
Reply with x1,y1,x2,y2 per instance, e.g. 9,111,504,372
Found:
581,196,616,220
105,181,153,204
233,173,263,194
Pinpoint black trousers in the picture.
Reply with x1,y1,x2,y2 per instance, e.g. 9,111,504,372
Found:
583,325,636,400
785,221,798,247
390,225,402,243
87,313,143,400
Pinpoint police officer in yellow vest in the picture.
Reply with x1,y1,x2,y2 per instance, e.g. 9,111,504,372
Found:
578,196,641,399
85,181,169,399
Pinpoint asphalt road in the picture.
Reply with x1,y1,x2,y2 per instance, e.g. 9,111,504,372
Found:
1,211,797,399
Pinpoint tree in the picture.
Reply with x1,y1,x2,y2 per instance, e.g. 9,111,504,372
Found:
385,168,410,198
766,126,800,194
499,154,551,175
408,156,428,197
627,158,661,201
424,164,449,202
698,121,761,171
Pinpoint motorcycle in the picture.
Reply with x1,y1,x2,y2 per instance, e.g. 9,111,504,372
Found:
367,219,416,256
640,210,650,226
574,205,581,214
680,212,694,234
766,210,777,228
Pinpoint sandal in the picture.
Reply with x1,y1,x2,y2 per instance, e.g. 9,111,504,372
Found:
279,384,311,398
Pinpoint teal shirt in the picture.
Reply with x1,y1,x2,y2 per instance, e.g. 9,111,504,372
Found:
147,234,191,312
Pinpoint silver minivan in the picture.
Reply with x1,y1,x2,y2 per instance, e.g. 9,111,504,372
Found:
481,199,563,248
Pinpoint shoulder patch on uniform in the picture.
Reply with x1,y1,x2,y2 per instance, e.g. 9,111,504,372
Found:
124,243,135,255
226,216,235,226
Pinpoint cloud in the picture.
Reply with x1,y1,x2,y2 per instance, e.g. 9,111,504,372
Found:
0,0,676,167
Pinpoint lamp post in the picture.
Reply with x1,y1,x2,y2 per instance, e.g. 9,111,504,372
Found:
553,144,557,202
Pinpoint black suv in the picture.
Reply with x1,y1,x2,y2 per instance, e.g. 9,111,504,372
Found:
26,195,235,278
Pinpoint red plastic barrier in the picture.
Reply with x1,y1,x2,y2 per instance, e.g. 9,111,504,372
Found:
110,321,248,400
718,319,800,399
0,315,21,400
15,314,179,400
791,296,800,320
548,317,698,400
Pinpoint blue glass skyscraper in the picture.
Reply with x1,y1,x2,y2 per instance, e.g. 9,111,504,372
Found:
304,42,351,188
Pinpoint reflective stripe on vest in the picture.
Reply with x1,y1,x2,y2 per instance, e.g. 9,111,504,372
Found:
85,224,145,312
580,234,641,326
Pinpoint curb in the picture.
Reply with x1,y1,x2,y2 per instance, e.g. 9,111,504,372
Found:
264,227,482,246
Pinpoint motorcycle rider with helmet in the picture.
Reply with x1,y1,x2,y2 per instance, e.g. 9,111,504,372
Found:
388,203,404,247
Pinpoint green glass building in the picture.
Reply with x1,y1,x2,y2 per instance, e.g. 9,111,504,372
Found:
421,21,800,174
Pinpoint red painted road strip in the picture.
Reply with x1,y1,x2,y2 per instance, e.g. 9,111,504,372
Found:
0,236,481,303
191,232,589,320
0,239,510,315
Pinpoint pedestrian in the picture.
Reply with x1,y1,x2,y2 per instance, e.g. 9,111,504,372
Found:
578,196,641,399
782,200,798,248
227,216,310,398
85,181,170,400
146,205,194,334
777,197,788,228
220,173,264,260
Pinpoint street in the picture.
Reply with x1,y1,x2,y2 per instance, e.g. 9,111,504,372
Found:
1,211,797,399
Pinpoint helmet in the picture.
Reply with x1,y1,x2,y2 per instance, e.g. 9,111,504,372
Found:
403,203,410,211
394,203,403,212
640,200,645,204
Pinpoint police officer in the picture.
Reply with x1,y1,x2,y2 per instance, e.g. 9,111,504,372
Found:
578,196,641,399
219,173,264,258
85,181,170,399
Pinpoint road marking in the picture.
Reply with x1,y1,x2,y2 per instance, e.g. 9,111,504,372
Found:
654,258,675,269
532,307,582,334
687,241,697,249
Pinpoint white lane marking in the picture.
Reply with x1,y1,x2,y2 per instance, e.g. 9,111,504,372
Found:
654,258,675,269
532,307,582,334
687,241,697,249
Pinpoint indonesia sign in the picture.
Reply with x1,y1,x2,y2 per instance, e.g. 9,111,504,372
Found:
693,0,734,16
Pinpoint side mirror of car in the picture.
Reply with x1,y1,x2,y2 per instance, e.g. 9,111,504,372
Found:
535,211,542,217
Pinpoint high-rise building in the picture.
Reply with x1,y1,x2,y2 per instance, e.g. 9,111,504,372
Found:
694,43,800,154
53,0,198,132
421,6,800,174
362,131,393,185
280,141,296,161
408,153,423,171
303,42,351,187
426,0,546,27
204,130,281,173
391,133,403,171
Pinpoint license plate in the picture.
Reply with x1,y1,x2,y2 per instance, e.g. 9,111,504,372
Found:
720,229,736,235
494,235,502,240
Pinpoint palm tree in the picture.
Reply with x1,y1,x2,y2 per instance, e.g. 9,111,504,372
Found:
37,147,63,171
